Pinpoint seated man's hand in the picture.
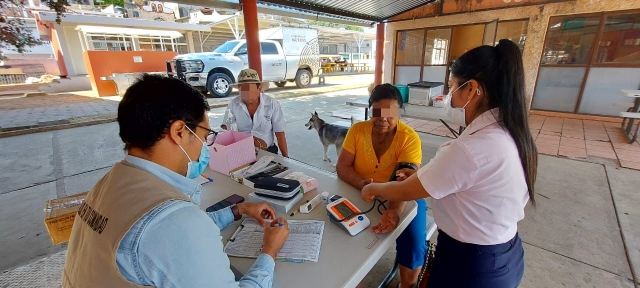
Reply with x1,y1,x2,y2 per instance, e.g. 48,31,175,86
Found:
262,217,290,260
237,203,275,225
372,210,399,234
253,136,268,150
395,168,417,181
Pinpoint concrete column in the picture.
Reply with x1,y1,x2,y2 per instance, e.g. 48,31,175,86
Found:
186,31,195,53
374,22,384,85
50,25,73,76
242,0,262,79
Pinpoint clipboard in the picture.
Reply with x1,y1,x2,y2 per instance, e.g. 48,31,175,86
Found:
223,218,325,262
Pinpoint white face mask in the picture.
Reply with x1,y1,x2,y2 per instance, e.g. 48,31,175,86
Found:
444,81,472,127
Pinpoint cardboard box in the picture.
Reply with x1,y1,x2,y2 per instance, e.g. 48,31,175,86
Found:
209,131,256,175
44,192,88,245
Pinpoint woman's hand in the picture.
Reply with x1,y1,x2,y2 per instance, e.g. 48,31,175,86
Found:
237,203,275,225
361,182,380,202
395,168,417,181
372,210,400,234
358,178,373,190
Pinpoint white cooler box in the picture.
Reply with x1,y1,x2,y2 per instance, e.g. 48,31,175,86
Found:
408,81,444,106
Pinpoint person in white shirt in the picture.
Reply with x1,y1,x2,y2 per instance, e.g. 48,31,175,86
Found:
361,39,538,288
222,69,289,157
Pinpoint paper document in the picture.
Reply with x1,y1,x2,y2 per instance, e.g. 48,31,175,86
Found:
224,218,325,262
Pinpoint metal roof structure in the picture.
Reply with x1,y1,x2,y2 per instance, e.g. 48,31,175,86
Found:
189,9,375,52
257,0,437,23
176,0,437,25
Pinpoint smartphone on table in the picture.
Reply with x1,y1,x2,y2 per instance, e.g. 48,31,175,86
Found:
205,194,245,212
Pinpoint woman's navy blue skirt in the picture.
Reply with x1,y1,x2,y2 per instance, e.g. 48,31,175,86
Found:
427,230,525,288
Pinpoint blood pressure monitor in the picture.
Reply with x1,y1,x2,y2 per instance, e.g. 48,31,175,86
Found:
326,198,370,236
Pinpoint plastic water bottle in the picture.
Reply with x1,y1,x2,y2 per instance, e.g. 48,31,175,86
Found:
225,108,239,131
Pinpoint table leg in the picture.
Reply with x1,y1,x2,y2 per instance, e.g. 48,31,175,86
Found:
632,123,640,143
625,98,640,135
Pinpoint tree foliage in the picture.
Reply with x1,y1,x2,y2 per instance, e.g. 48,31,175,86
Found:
95,0,124,9
307,20,364,32
0,0,69,54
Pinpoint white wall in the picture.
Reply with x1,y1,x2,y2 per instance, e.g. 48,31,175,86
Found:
62,26,88,75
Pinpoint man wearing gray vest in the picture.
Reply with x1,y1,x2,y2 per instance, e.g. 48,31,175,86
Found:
63,74,290,287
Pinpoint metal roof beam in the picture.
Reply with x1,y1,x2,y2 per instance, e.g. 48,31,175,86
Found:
255,5,374,27
258,0,380,23
161,0,374,26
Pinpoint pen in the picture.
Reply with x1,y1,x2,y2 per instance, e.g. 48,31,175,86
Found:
277,258,304,263
201,174,214,182
229,224,244,242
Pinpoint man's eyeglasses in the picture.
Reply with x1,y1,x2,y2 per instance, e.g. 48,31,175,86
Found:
186,123,218,146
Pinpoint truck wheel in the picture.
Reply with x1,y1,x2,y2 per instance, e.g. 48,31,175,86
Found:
207,73,233,98
275,81,287,88
295,69,312,88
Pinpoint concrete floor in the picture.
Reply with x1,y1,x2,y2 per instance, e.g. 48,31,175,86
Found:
1,87,639,288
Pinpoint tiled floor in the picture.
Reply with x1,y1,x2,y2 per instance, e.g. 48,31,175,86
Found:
402,115,640,171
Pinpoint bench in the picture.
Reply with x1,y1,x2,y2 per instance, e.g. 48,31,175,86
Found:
620,111,640,143
346,99,370,120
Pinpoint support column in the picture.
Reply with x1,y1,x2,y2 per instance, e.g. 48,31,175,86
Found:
375,22,384,85
242,0,262,79
186,32,195,53
50,25,69,77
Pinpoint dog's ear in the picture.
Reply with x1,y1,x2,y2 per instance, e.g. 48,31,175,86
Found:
314,111,318,116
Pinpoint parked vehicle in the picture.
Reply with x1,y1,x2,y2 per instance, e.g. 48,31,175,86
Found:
166,27,321,98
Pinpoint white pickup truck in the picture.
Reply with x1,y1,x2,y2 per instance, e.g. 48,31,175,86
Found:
166,27,321,98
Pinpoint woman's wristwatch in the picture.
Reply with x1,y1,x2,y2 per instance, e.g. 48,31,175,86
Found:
231,205,242,221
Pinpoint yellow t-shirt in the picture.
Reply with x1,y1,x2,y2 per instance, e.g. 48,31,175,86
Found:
342,120,422,183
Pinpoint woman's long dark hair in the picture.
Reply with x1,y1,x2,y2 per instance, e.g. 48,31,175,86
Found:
450,39,538,205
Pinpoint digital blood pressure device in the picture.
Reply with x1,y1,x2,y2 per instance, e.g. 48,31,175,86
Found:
326,197,370,236
324,162,417,237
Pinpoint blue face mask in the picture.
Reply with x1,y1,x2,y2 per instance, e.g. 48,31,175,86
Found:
178,126,210,179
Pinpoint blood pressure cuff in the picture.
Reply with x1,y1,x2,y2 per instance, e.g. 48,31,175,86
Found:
389,162,418,182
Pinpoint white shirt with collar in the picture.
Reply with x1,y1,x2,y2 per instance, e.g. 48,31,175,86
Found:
222,93,286,147
418,108,529,245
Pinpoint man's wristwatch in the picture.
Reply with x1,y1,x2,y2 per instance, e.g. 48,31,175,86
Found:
231,205,242,221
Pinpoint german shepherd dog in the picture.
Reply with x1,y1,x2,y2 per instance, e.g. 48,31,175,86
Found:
305,111,356,162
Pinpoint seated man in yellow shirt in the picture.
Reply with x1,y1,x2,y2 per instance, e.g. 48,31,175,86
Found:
336,84,426,288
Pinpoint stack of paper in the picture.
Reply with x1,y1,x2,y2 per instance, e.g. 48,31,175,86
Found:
224,218,325,262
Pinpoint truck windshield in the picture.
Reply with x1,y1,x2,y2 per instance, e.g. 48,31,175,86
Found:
213,41,240,53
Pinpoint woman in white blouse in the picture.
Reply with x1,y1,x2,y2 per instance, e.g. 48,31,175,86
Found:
362,39,537,288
